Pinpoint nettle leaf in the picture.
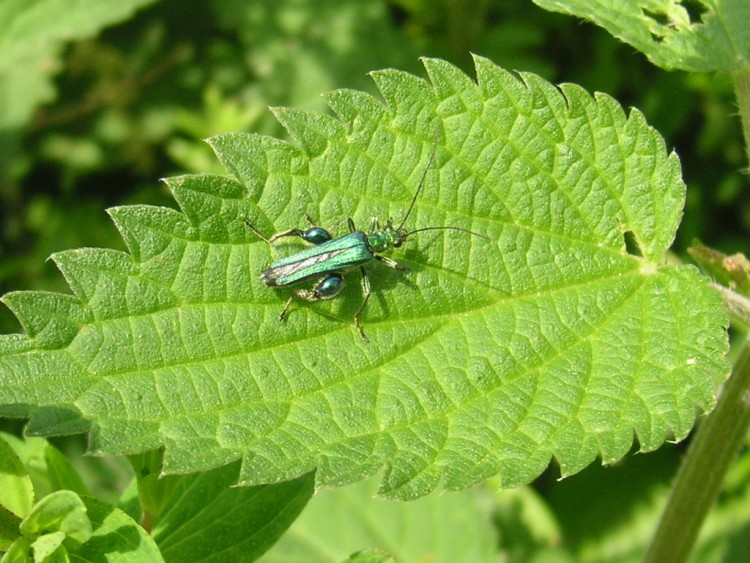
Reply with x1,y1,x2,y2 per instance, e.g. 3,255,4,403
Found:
533,0,750,73
0,56,728,499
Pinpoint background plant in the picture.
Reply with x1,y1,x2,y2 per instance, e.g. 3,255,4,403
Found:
0,1,748,562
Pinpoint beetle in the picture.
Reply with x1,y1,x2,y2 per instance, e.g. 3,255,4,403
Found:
244,137,488,340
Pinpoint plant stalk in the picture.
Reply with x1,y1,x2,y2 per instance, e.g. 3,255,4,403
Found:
734,64,750,171
644,336,750,562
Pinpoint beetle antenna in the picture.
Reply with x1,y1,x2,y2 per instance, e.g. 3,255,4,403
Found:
398,125,441,231
405,226,490,240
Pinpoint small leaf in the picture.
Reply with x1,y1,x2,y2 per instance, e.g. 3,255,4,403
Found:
0,434,89,506
0,56,729,499
533,0,750,72
19,491,91,547
260,478,497,563
2,536,32,563
73,496,164,562
29,531,66,561
0,434,34,521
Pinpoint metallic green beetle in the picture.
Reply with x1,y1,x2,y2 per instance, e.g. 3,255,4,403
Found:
245,143,488,340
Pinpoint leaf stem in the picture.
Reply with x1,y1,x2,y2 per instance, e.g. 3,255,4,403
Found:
711,282,750,327
644,336,750,562
734,64,750,171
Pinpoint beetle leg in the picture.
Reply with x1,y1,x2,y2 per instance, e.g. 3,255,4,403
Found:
278,295,295,321
244,219,307,244
329,216,348,233
278,273,345,323
268,228,315,244
246,221,333,246
374,254,409,272
353,267,371,341
243,220,274,244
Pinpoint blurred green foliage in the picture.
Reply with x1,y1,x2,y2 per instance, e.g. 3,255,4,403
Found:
0,1,747,560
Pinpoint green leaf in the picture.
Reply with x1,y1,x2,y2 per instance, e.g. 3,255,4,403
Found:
0,0,156,70
150,464,314,562
532,0,750,72
29,531,66,562
6,491,162,562
259,477,497,563
0,56,729,499
1,536,32,563
64,496,164,562
126,449,314,561
0,0,157,129
19,490,91,548
0,433,89,532
0,434,34,522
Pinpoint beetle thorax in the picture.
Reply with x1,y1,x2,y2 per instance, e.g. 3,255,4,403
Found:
367,223,407,253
